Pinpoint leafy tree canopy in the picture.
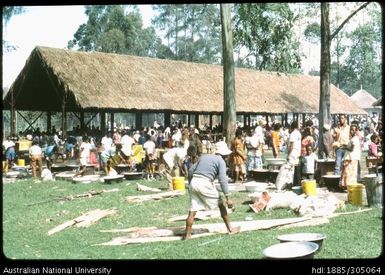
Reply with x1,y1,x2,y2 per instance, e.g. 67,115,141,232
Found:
68,5,160,57
233,3,302,73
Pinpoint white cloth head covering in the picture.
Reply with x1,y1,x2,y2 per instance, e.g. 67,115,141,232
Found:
323,124,331,130
215,141,232,156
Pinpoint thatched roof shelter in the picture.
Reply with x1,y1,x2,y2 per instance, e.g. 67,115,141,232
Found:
3,46,366,115
372,96,382,107
350,89,378,109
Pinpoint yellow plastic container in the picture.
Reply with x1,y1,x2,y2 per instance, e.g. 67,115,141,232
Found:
17,159,25,167
347,183,364,206
172,177,185,192
301,180,317,196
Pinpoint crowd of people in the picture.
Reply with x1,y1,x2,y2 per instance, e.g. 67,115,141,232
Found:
2,114,382,191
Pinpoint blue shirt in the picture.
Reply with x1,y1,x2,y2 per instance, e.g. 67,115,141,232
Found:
189,154,229,195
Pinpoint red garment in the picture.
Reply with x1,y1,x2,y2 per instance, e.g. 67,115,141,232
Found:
301,136,314,157
89,151,99,168
249,191,271,213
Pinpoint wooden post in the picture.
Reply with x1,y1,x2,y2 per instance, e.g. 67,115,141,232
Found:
135,112,142,130
195,113,199,129
209,114,213,129
187,114,191,127
80,111,85,133
61,95,67,138
100,112,106,134
220,114,223,128
47,111,52,133
11,88,16,136
110,112,115,133
164,112,170,128
302,113,306,128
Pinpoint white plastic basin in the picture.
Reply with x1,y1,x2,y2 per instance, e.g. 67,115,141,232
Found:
244,181,268,192
263,241,319,259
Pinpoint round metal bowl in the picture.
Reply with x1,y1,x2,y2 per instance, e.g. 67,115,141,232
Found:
122,172,143,180
277,233,326,252
263,241,319,259
215,183,236,192
6,171,20,178
322,175,341,192
72,175,100,184
102,175,124,183
244,181,268,193
291,186,303,195
265,158,287,166
55,171,77,181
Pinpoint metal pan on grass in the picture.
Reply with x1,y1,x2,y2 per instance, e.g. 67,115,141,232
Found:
263,241,319,259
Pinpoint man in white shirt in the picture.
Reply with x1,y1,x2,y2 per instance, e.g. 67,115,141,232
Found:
101,133,113,152
287,120,301,186
121,130,135,159
29,140,43,177
3,136,16,171
162,146,187,190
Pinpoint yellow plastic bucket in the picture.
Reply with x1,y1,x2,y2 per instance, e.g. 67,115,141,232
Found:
18,159,25,167
301,180,317,196
172,177,185,192
347,183,364,206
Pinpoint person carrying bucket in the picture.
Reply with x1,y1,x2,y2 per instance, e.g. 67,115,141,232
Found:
182,142,241,240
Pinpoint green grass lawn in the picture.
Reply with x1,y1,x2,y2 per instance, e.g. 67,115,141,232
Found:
2,173,383,260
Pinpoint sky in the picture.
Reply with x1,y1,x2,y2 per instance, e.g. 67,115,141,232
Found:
3,4,367,91
2,5,154,90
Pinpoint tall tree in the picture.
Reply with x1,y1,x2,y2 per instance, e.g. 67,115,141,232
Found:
233,3,301,73
338,22,382,97
152,4,221,63
3,6,25,52
318,2,371,157
220,4,236,145
68,5,160,57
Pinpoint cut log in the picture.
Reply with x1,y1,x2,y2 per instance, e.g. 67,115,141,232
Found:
136,183,162,192
126,190,184,203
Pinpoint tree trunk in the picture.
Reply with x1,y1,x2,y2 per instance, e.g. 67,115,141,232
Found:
175,7,179,59
220,4,236,144
319,2,331,157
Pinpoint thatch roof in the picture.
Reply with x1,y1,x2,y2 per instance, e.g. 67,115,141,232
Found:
372,96,382,107
3,46,366,115
350,89,378,109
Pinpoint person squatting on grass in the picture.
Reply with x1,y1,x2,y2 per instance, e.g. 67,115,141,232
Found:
182,143,240,240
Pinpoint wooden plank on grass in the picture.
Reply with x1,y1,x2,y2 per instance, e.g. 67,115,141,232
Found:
193,216,311,234
48,208,117,235
96,216,310,245
94,233,215,246
277,217,330,229
75,208,117,227
136,183,161,192
48,220,76,235
126,190,184,203
168,208,233,222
